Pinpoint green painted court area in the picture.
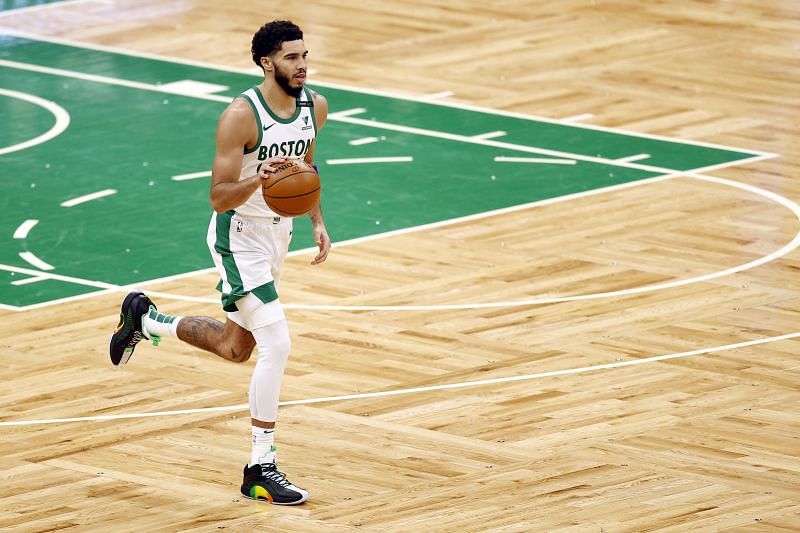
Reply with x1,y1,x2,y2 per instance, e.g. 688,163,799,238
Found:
0,35,762,309
0,0,67,11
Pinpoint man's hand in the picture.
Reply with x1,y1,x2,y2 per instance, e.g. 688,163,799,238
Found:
257,156,288,178
311,222,331,265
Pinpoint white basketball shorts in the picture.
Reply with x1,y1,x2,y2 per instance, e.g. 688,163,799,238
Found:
206,210,292,330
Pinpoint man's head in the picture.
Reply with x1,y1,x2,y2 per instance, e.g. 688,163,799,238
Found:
252,20,307,97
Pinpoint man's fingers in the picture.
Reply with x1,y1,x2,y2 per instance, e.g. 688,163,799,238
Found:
311,245,330,265
311,230,330,264
258,157,289,176
258,165,276,176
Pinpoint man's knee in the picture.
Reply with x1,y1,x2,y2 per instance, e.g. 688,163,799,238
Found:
253,321,291,365
270,334,291,362
219,317,256,362
220,331,255,362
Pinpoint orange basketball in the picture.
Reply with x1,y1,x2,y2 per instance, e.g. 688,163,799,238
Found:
261,159,321,217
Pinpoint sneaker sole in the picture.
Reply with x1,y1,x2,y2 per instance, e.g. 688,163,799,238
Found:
241,492,309,505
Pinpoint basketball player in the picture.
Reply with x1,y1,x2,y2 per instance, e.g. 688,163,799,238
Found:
109,20,329,505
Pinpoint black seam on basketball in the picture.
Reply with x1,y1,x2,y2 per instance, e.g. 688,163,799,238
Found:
262,173,298,189
262,170,316,190
265,187,321,199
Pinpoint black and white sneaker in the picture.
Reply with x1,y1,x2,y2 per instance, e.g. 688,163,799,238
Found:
240,463,310,505
109,291,156,366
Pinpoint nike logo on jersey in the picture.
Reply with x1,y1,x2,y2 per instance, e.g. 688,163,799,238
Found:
263,123,275,131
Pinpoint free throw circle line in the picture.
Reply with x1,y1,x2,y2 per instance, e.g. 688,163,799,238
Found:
0,88,70,155
141,173,800,311
13,219,39,239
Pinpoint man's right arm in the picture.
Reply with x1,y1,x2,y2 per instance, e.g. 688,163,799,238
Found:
209,100,261,213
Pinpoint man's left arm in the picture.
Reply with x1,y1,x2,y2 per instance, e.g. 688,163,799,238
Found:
304,90,330,265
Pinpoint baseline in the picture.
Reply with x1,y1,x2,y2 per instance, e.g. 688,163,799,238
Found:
0,29,773,158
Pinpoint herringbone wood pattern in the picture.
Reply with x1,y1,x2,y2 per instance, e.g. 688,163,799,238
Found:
1,1,799,531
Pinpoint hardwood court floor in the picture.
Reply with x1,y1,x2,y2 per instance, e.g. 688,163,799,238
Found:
1,1,799,531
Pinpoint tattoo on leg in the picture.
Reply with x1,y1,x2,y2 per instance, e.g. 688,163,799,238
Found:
177,317,224,354
177,317,252,362
230,347,244,362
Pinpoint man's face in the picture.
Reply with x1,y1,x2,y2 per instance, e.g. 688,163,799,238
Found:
268,40,307,97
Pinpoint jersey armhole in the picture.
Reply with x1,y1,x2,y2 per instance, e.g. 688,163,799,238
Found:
237,93,263,155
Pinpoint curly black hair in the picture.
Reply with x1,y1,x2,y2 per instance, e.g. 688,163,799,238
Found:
251,20,304,67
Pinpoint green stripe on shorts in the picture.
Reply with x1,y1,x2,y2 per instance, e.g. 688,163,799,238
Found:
214,211,280,312
252,281,278,304
214,210,245,311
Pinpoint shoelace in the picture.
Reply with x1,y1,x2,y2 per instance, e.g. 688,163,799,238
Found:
261,464,291,487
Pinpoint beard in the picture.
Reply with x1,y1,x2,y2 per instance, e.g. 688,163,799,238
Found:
274,65,303,97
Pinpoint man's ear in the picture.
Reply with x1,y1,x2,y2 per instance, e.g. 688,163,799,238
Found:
260,57,272,72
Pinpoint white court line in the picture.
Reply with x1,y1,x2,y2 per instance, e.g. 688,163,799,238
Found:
18,251,54,271
421,90,454,100
0,88,70,156
13,219,38,239
60,188,116,207
1,331,797,427
328,113,689,173
326,156,413,165
562,113,594,122
0,58,768,177
2,168,796,312
0,29,773,158
471,131,507,140
0,264,143,291
348,137,381,146
616,153,651,163
327,107,367,119
0,263,216,312
494,156,577,165
158,80,228,96
11,275,49,286
172,170,211,181
0,59,232,103
280,171,800,310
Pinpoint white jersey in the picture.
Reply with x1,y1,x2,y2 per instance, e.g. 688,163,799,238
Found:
234,86,317,218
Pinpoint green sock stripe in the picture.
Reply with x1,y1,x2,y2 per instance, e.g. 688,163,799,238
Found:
148,308,176,324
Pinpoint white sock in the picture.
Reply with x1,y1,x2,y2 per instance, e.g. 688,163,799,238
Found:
250,426,276,466
142,307,182,339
